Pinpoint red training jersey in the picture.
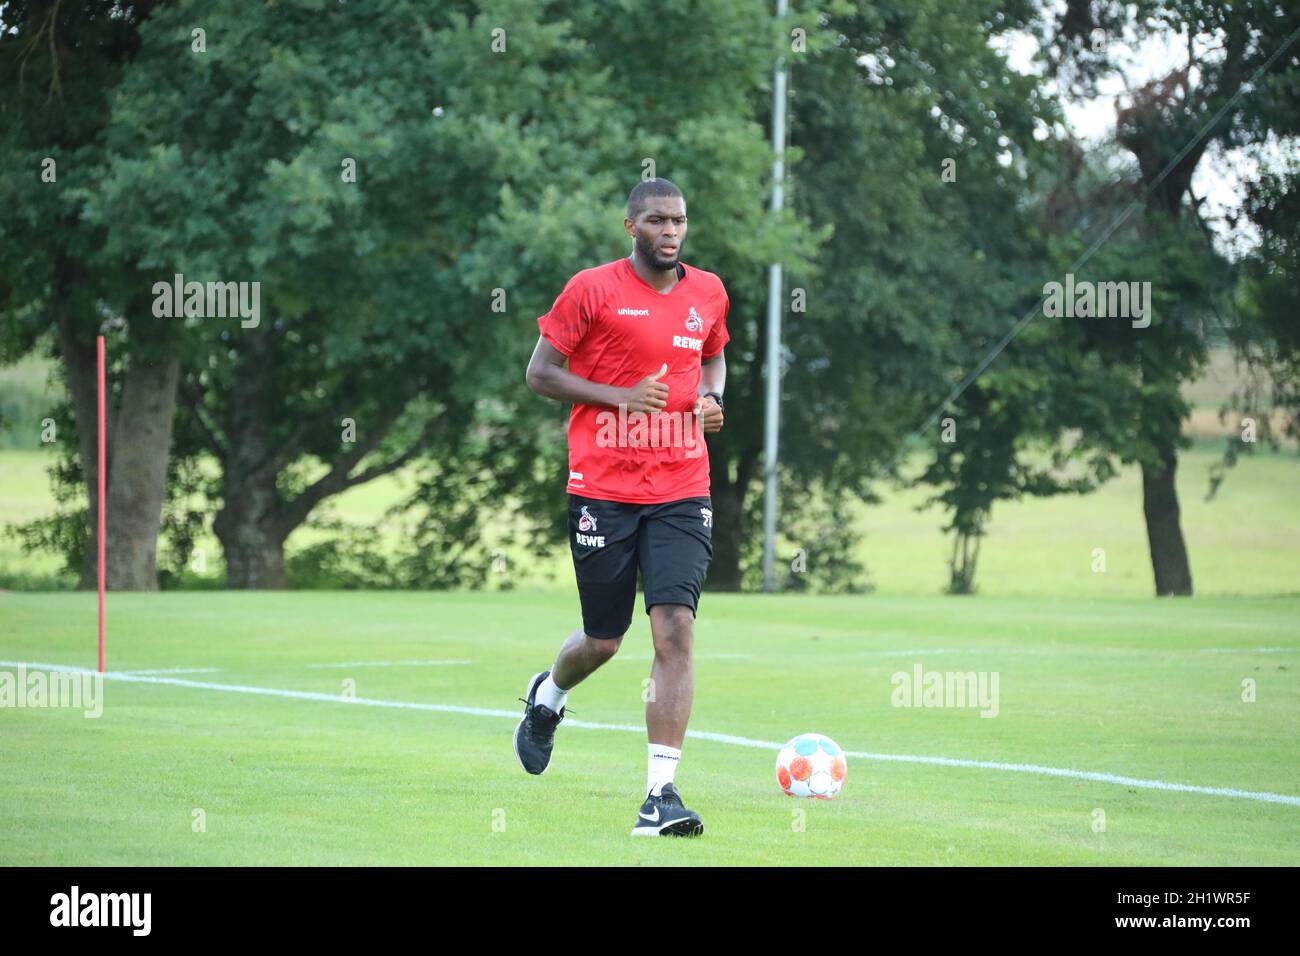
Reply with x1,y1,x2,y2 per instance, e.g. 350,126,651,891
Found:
537,256,730,504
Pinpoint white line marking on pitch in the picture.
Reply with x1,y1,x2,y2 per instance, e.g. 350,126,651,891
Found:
867,648,1060,657
118,667,222,675
1200,647,1297,654
304,660,474,669
6,660,1299,808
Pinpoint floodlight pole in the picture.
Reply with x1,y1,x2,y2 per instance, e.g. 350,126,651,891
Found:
762,0,789,593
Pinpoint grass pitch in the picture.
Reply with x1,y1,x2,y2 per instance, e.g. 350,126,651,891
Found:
2,590,1298,865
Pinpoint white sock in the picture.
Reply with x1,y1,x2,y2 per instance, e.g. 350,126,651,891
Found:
647,744,682,796
535,673,568,713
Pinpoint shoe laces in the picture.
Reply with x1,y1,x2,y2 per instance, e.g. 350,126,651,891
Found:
517,698,571,733
653,785,683,808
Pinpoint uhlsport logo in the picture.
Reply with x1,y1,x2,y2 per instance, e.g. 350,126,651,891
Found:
685,306,703,332
578,505,597,532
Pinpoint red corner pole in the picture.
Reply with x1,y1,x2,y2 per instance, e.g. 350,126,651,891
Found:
97,335,106,673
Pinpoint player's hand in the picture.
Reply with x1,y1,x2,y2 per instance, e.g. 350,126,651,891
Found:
693,394,724,433
624,364,669,413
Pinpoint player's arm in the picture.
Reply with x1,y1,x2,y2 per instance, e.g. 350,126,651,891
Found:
694,350,726,433
525,335,668,413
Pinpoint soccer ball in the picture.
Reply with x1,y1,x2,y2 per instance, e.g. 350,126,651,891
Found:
775,733,847,799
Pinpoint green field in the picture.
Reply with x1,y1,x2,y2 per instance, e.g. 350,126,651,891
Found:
3,349,1298,865
2,591,1298,865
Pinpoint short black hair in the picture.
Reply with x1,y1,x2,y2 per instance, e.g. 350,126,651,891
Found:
627,178,685,220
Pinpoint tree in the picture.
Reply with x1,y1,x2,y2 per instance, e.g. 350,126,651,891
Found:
0,0,180,590
9,0,830,589
446,0,829,590
1041,0,1300,594
760,0,1070,592
1215,161,1300,487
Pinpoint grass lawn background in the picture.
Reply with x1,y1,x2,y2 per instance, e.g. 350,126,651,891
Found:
2,591,1297,865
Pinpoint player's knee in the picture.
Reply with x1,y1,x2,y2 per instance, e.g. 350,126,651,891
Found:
651,605,694,657
584,631,625,660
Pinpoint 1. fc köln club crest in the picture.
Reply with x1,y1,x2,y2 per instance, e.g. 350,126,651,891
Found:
685,306,703,333
578,506,597,532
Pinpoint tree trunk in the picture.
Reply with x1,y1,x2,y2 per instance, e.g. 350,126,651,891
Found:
214,501,289,589
103,355,181,590
212,357,291,588
1141,448,1193,596
1114,69,1208,601
947,528,981,595
56,256,179,591
56,283,103,589
708,463,745,591
707,436,758,592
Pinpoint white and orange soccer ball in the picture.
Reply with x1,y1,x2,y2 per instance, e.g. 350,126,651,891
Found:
775,733,847,799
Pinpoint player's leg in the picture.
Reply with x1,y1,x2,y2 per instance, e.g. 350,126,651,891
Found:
630,496,712,836
547,627,624,699
528,624,624,724
645,603,694,750
514,496,638,775
642,603,696,821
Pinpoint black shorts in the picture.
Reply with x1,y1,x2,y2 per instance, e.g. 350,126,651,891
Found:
568,493,714,639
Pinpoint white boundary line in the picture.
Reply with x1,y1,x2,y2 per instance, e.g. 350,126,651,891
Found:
1200,648,1297,654
867,648,1060,657
5,659,1299,808
118,667,223,675
304,660,474,669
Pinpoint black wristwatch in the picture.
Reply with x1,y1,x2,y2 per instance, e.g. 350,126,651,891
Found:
704,391,724,410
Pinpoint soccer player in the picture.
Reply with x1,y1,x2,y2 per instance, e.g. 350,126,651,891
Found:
515,178,729,837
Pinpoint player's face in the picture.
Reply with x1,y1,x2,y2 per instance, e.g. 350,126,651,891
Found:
627,198,687,271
